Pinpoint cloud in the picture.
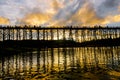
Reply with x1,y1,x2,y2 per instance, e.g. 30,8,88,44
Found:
102,0,118,7
96,0,120,17
53,0,85,20
50,0,85,26
52,0,60,10
19,0,86,26
106,14,120,23
107,22,120,27
69,2,106,26
20,13,52,26
0,16,9,25
0,0,52,25
0,0,120,26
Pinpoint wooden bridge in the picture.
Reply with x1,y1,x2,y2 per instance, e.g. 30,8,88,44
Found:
0,26,120,42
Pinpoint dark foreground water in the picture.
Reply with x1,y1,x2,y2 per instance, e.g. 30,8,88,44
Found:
0,47,120,80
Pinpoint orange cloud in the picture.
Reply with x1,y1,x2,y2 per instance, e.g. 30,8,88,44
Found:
69,2,120,27
0,16,9,25
21,13,52,26
52,0,60,10
106,14,120,23
70,2,107,26
50,2,109,27
112,15,120,22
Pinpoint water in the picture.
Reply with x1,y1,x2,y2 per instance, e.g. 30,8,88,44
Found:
0,47,120,80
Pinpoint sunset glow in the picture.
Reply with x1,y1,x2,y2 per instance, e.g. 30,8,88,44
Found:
0,0,120,26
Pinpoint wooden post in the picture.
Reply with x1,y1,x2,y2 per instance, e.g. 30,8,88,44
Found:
23,29,27,40
13,29,14,40
43,29,45,40
116,29,118,38
23,29,25,40
75,30,79,42
16,29,18,40
8,29,10,40
106,29,108,39
3,28,5,41
37,29,39,40
63,29,65,40
46,31,48,40
51,29,53,40
93,30,97,40
57,29,59,40
119,29,120,38
69,29,73,40
18,29,21,40
0,29,2,41
81,30,84,42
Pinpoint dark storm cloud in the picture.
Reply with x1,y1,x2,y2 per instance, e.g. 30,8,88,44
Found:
97,0,120,17
103,0,118,7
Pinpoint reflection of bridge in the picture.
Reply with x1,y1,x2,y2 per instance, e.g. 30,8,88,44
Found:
0,47,120,79
0,26,120,42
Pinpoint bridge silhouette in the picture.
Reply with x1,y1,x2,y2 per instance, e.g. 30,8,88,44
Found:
0,26,120,41
0,26,120,47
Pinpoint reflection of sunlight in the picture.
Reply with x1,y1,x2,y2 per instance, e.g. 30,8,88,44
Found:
108,71,120,77
1,47,120,79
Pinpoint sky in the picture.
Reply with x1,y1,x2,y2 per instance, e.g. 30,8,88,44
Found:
0,0,120,27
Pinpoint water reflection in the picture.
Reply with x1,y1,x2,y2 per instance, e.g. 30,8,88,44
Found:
0,47,120,79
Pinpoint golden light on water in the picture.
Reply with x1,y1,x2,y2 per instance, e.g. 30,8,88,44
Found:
1,47,120,79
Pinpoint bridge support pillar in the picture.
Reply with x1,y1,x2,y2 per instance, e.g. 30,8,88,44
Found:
51,29,53,40
75,30,79,42
43,29,45,40
69,29,73,40
29,29,32,40
37,29,39,40
63,29,66,40
3,28,5,41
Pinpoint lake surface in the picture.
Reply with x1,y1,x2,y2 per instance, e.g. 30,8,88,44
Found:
0,47,120,80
